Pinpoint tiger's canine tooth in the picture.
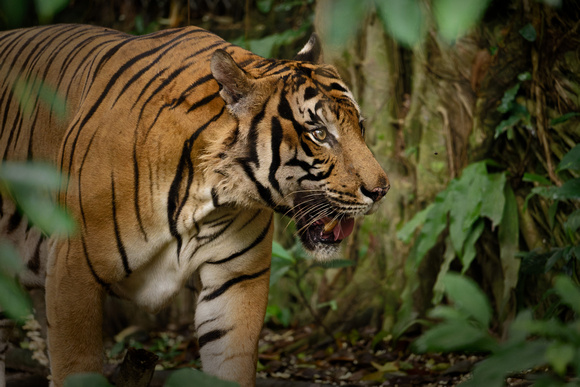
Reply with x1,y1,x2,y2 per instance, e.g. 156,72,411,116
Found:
323,218,339,233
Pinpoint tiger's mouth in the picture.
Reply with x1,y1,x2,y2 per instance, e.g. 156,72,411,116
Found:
292,197,355,259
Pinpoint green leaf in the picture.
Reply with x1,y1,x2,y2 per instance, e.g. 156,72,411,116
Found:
165,368,239,387
522,173,551,185
480,172,507,229
13,189,75,236
564,209,580,237
532,179,580,201
519,23,537,42
433,0,491,41
460,219,484,273
548,201,558,230
376,0,424,47
556,144,580,172
272,241,294,263
551,112,580,126
0,162,64,192
498,185,520,303
432,236,456,304
442,273,492,328
319,0,368,48
0,273,31,322
413,320,496,353
461,340,550,387
256,0,273,13
545,247,569,272
546,342,575,376
448,162,485,257
396,203,434,243
413,191,449,265
553,275,580,315
33,0,69,24
0,242,31,322
64,373,113,387
517,72,532,81
497,83,520,113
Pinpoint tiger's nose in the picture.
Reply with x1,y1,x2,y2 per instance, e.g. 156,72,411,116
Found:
362,184,390,202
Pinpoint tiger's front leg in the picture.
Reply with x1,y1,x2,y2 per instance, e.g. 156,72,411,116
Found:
195,222,273,387
45,240,105,387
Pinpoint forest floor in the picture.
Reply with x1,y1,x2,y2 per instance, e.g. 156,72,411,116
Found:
7,323,540,387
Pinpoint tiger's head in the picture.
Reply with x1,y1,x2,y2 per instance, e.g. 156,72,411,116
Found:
207,35,389,260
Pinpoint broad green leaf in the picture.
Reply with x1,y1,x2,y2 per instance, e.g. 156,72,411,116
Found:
527,178,580,205
546,342,575,376
460,219,484,273
433,0,491,41
413,320,496,353
556,144,580,172
272,241,294,263
376,0,424,47
498,185,520,303
428,305,469,321
64,373,113,387
443,273,492,328
519,23,537,42
522,173,551,185
448,162,485,257
497,83,520,113
432,236,456,304
0,162,64,191
319,0,368,48
0,273,31,322
551,112,580,126
396,203,434,243
0,242,24,275
553,275,580,315
33,0,69,24
517,72,532,81
165,368,239,387
480,172,506,229
507,309,533,344
13,189,75,235
413,191,449,265
545,247,569,272
461,340,550,387
256,0,273,13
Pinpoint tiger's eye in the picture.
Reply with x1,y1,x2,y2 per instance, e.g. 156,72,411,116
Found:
312,128,327,141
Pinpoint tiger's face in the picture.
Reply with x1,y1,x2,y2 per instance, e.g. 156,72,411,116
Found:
209,37,389,260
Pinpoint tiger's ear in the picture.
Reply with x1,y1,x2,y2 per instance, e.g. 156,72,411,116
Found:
293,33,322,63
211,49,254,106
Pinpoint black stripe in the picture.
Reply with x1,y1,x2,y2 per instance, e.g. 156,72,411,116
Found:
111,173,132,277
167,107,226,257
207,216,273,265
6,211,22,233
202,266,270,302
27,237,43,274
198,329,230,349
268,116,283,194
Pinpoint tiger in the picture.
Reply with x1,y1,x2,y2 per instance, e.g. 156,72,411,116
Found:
0,24,389,386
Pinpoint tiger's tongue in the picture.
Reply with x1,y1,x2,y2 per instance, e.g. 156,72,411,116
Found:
322,218,355,241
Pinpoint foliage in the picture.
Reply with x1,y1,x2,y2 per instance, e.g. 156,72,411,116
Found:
0,162,75,322
397,161,519,304
415,273,580,387
267,239,354,327
519,144,580,278
494,72,533,139
63,368,239,387
0,0,69,28
320,0,492,48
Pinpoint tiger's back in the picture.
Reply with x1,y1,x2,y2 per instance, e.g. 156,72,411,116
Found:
0,24,389,387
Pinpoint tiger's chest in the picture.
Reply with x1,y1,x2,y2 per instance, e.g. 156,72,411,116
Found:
110,208,271,313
